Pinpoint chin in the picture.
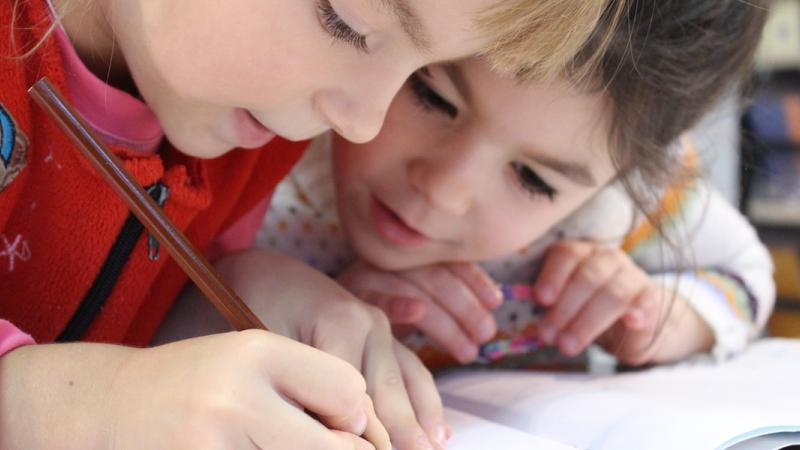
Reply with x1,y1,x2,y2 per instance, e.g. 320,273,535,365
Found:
163,130,233,159
358,245,431,272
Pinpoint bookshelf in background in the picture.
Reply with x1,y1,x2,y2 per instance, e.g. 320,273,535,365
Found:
741,0,800,337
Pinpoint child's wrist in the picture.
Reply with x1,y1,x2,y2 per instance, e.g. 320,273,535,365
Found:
650,293,715,363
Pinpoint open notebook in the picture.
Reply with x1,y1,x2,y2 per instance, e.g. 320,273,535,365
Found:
437,338,800,450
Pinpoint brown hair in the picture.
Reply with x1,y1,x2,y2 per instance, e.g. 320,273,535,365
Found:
569,0,767,357
571,0,768,227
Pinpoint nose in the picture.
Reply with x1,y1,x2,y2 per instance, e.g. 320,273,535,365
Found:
408,148,481,216
312,68,407,144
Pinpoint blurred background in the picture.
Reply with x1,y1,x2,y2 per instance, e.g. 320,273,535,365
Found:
699,0,800,337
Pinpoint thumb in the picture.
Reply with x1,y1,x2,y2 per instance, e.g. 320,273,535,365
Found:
363,292,427,324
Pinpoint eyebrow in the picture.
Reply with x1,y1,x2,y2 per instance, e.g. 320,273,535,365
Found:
529,153,597,187
440,64,596,187
377,0,431,52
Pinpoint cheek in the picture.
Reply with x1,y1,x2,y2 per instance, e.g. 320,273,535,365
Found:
333,99,434,183
134,0,317,106
469,215,551,259
467,196,585,260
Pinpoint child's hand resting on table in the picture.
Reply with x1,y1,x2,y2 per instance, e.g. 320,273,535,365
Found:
338,240,715,368
337,260,502,364
532,240,714,365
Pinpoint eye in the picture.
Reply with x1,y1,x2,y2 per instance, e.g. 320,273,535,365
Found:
317,0,369,53
408,72,459,119
511,162,556,201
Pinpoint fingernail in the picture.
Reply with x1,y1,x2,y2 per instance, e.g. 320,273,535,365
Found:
416,434,435,450
558,334,579,356
392,299,416,320
536,285,555,305
538,322,556,345
458,345,478,363
435,425,448,446
491,285,503,307
348,411,368,435
476,317,497,342
627,309,644,328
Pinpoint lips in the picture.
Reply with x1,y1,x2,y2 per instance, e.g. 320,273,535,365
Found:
370,196,429,247
232,108,276,148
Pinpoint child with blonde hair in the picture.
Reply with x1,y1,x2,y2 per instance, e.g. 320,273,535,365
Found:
258,0,773,371
0,0,621,449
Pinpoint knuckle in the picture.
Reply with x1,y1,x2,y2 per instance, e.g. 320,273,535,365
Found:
557,242,585,260
425,266,452,285
576,263,606,286
603,283,634,305
379,367,406,390
365,303,392,329
233,329,274,359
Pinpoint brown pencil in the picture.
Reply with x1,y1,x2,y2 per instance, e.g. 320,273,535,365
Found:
29,77,267,332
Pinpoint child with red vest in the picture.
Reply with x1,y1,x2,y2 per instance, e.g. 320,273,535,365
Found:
0,0,622,449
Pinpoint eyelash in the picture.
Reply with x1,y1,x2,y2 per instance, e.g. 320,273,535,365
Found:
511,162,557,201
408,71,555,201
317,0,369,53
408,72,459,119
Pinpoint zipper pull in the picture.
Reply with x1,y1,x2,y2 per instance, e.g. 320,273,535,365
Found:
146,182,170,261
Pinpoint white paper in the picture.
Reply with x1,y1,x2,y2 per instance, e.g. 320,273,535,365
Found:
442,408,577,450
439,339,800,450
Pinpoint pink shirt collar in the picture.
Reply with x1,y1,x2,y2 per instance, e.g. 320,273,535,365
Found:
53,26,164,154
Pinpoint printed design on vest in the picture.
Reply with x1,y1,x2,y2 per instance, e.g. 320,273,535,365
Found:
0,103,29,192
0,234,31,272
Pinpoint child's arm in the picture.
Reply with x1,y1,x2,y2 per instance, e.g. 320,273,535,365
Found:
159,248,449,450
0,329,383,450
618,180,775,360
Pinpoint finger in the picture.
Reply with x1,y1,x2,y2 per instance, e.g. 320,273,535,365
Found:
557,269,647,356
361,394,392,450
406,267,496,344
264,331,371,434
622,286,663,331
248,386,373,450
304,306,393,446
395,342,449,449
447,262,503,309
539,249,620,344
532,241,594,306
364,321,436,450
416,300,479,364
602,289,666,365
363,292,428,324
330,430,381,450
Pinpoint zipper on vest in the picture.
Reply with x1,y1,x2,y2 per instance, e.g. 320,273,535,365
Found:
147,184,170,260
57,182,169,342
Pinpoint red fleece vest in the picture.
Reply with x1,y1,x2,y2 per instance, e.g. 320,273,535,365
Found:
0,0,306,346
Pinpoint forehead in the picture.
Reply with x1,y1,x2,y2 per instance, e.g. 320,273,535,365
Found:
460,59,615,175
367,0,501,59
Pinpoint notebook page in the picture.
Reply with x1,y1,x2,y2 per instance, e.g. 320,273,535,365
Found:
442,407,578,450
437,339,800,450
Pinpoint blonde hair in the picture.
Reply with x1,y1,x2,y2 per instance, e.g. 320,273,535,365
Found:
9,0,74,58
14,0,619,83
478,0,626,83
